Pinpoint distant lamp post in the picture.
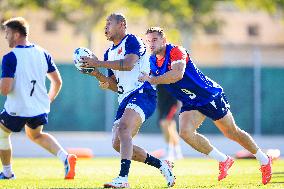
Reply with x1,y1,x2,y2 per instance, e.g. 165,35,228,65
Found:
247,24,261,136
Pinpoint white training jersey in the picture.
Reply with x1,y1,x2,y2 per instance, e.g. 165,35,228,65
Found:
1,44,57,117
105,34,151,104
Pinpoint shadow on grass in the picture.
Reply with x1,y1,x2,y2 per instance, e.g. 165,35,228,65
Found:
273,172,284,174
272,172,284,178
271,182,284,184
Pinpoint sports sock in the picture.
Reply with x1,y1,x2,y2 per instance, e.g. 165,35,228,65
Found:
174,144,183,159
3,164,13,177
144,153,162,169
119,159,131,177
208,147,227,162
254,149,269,165
57,149,68,164
167,143,175,159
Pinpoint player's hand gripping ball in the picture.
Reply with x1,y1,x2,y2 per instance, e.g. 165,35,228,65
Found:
73,47,96,74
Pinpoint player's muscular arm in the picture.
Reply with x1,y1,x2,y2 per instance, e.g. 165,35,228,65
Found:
47,70,62,102
82,54,139,71
150,63,185,85
148,46,187,84
0,78,14,96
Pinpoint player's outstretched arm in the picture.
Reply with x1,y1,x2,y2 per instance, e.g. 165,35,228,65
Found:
80,54,139,71
139,63,185,85
47,70,62,102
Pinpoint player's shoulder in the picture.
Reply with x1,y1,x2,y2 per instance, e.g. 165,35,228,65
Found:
33,44,46,53
3,51,15,58
34,45,53,58
169,44,186,55
127,33,139,39
126,34,143,43
2,51,16,62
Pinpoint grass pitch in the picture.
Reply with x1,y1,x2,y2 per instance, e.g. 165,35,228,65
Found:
1,158,283,188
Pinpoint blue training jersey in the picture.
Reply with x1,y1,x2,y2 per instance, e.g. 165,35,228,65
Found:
150,43,223,106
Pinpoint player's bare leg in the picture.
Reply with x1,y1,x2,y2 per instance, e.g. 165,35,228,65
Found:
112,124,147,162
25,125,61,155
117,108,142,161
179,110,233,181
214,111,271,184
0,124,14,179
179,110,212,154
105,108,145,188
105,108,175,188
214,111,259,154
25,125,77,179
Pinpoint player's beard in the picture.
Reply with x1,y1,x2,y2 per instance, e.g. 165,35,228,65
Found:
153,46,164,55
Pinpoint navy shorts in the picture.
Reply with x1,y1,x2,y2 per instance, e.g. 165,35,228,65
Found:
114,87,157,124
0,110,48,132
157,85,178,120
180,93,230,121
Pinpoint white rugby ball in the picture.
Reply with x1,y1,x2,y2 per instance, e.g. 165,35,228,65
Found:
73,47,95,73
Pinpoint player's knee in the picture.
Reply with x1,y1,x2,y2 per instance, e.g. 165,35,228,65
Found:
117,122,131,137
26,132,42,142
0,128,11,150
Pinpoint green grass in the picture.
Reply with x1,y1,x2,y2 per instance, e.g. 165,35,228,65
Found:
1,158,283,188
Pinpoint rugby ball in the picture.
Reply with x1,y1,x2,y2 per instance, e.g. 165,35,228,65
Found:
73,47,95,73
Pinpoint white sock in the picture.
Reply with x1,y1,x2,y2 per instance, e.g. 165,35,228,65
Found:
208,147,227,162
174,145,183,159
57,149,68,164
119,175,128,181
3,164,13,177
167,144,175,158
254,149,269,165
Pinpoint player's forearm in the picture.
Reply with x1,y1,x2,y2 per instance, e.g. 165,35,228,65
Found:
93,72,118,92
48,81,62,102
98,59,134,71
150,70,183,85
0,79,14,96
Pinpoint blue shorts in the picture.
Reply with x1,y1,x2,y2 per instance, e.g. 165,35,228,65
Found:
0,110,48,132
114,87,157,124
180,93,230,121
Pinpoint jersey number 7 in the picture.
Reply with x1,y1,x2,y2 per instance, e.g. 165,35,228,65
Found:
30,80,36,96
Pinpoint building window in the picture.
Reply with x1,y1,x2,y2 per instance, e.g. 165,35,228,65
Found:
45,20,58,32
247,24,259,37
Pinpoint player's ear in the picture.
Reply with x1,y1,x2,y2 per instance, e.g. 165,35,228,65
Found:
163,37,167,44
14,32,20,39
119,21,125,30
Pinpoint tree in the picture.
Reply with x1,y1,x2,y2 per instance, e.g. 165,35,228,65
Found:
1,0,148,49
234,0,284,14
134,0,218,48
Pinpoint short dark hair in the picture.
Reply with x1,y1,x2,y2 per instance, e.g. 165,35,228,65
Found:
108,13,127,27
3,17,29,37
146,27,166,38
